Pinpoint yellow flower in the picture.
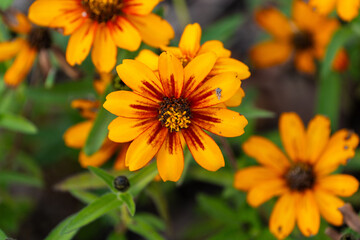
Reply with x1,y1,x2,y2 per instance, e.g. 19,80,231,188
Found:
309,0,360,21
103,51,248,182
28,0,175,73
135,23,251,107
234,112,359,239
251,0,340,74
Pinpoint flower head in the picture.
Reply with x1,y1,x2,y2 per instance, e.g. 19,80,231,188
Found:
103,51,248,182
135,23,251,107
234,112,359,239
309,0,360,21
28,0,174,73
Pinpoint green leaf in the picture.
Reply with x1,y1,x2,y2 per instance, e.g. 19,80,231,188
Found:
0,171,42,187
128,162,158,197
0,0,13,10
45,215,78,240
232,105,275,119
134,213,166,231
0,113,37,134
69,190,99,204
128,216,165,240
88,166,116,192
0,228,7,240
118,192,136,216
63,193,123,233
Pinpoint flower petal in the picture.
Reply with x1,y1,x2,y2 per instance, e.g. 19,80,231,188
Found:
314,188,344,226
279,112,307,162
114,143,130,170
269,193,297,240
251,41,292,68
337,0,360,21
79,140,118,168
296,190,320,237
135,49,159,71
309,0,336,15
50,7,85,35
103,91,158,118
122,0,161,15
317,174,359,197
225,88,245,107
192,108,248,137
127,13,174,47
116,59,164,100
0,38,24,61
3,11,32,34
234,166,280,191
126,122,168,171
255,8,292,40
91,23,117,73
66,20,97,66
179,23,202,58
158,52,184,98
109,16,141,51
157,132,184,182
247,179,288,207
292,0,323,31
189,72,241,109
209,58,251,79
63,120,93,149
198,40,231,58
182,125,224,171
294,50,316,74
242,136,290,174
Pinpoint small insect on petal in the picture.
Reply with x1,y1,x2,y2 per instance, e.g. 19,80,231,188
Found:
114,175,130,192
215,88,222,100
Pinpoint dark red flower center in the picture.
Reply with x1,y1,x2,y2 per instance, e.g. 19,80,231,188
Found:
27,27,52,50
158,97,191,132
82,0,123,23
292,31,313,50
285,162,315,191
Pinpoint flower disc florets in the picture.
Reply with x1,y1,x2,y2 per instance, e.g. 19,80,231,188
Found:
285,162,315,191
27,27,52,50
82,0,123,22
292,31,313,50
158,97,191,132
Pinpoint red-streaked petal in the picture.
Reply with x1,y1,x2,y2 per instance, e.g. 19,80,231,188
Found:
109,16,141,51
122,0,161,15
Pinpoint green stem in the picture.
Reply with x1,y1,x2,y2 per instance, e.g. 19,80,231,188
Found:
177,148,192,186
172,0,191,29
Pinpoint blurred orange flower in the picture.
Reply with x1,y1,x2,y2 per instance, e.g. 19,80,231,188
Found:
234,112,359,239
309,0,360,21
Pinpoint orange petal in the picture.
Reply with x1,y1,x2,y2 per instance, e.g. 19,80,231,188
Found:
104,90,158,118
316,174,359,197
0,38,25,61
50,7,85,35
198,40,231,58
3,12,32,34
234,166,281,191
158,52,184,98
313,19,339,59
292,0,323,31
337,0,360,21
63,120,93,149
269,192,297,239
116,59,164,100
135,49,159,71
247,178,288,207
127,13,174,47
255,8,292,40
160,46,184,59
71,99,99,119
242,136,290,174
183,52,217,97
279,112,307,162
4,44,37,87
314,188,344,226
332,49,349,72
251,41,292,68
305,115,331,164
192,107,248,137
122,0,161,15
189,72,241,109
209,58,251,80
157,132,184,182
296,190,320,237
66,20,97,66
309,0,336,15
109,16,141,51
295,50,316,74
108,117,155,143
225,87,245,107
79,140,118,168
114,143,130,170
179,23,202,58
126,122,168,171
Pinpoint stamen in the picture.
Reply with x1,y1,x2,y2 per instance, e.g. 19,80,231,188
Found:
27,27,52,50
158,97,191,132
292,31,313,50
82,0,123,23
285,162,315,191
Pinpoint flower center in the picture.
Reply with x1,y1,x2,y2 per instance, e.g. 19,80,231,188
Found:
285,162,315,191
158,97,191,132
292,31,313,50
82,0,123,23
27,28,52,50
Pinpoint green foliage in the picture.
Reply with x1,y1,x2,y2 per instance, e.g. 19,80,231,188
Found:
0,228,7,240
128,214,166,240
0,113,37,134
118,192,136,216
88,166,117,192
0,0,13,10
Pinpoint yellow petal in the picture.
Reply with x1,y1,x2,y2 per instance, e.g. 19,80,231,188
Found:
234,166,280,191
269,193,297,240
247,179,288,207
160,46,184,59
114,143,130,170
79,140,118,167
127,13,174,47
109,16,141,51
337,0,360,21
0,38,25,61
192,107,248,137
209,58,251,80
317,174,359,197
122,0,161,15
157,132,184,182
309,0,336,15
182,125,224,171
63,120,93,149
158,52,184,98
242,136,291,174
126,122,168,171
135,49,159,71
91,23,117,73
104,90,158,118
251,41,292,68
295,50,316,74
314,188,344,226
296,190,320,237
279,112,307,162
198,40,231,58
225,87,245,107
49,7,85,35
255,8,292,40
179,23,202,58
306,115,330,164
71,99,99,119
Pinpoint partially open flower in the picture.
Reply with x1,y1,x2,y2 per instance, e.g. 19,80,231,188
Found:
309,0,360,22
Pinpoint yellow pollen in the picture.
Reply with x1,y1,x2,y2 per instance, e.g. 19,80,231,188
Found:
159,107,191,132
82,0,123,22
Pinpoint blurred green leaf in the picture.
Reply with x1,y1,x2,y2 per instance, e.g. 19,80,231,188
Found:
45,215,78,240
107,232,127,240
232,105,275,119
0,0,13,10
0,113,37,134
128,215,165,240
44,68,57,89
69,190,99,204
55,171,108,191
0,228,7,240
0,171,42,187
134,213,166,231
189,168,233,187
63,193,123,234
118,192,136,216
88,166,117,192
128,162,158,197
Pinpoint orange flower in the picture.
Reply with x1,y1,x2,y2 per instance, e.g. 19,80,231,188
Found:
28,0,175,73
309,0,360,21
103,51,248,182
251,0,340,74
234,112,359,239
135,23,251,107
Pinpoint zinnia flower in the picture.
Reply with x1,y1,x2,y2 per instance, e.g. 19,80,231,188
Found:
28,0,175,73
251,0,343,74
309,0,360,21
103,51,248,182
135,23,251,107
234,112,359,239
